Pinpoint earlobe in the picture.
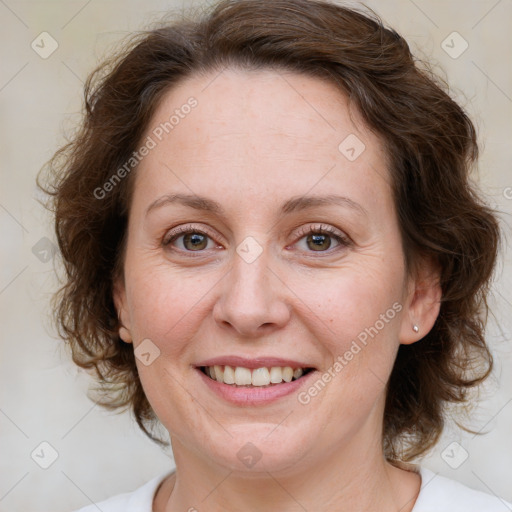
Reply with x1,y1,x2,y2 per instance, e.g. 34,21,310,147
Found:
113,278,133,344
118,325,133,344
399,257,442,346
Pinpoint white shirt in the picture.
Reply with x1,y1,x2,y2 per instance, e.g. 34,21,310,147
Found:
73,466,512,511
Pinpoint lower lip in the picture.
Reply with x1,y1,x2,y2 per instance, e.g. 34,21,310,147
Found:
195,368,317,406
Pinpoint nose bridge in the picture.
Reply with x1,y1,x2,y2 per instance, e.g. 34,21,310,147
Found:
213,240,290,336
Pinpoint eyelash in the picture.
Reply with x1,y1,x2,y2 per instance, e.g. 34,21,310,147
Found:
291,224,350,253
162,223,351,256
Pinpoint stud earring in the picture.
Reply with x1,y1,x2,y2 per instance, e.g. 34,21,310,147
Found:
412,324,419,333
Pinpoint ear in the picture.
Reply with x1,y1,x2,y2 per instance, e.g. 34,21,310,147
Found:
399,255,442,345
113,276,133,344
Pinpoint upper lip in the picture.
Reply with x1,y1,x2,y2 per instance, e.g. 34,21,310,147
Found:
195,356,316,370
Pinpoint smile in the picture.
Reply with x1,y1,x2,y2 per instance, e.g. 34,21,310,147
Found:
200,365,315,387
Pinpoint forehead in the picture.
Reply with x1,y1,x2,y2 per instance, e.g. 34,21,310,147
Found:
131,67,393,221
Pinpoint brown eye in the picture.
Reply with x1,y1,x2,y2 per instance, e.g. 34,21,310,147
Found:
163,227,217,253
294,224,350,254
181,232,209,251
306,233,333,251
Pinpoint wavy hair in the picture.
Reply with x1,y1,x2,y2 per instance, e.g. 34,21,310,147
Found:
39,0,501,461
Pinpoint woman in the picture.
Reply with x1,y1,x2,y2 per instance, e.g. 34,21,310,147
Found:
41,0,511,510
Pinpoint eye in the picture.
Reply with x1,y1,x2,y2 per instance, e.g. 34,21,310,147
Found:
163,224,220,253
162,223,351,256
292,223,351,253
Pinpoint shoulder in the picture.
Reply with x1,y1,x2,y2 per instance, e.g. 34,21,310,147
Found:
72,472,172,512
413,466,512,512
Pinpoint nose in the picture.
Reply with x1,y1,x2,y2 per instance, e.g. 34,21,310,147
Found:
212,247,291,338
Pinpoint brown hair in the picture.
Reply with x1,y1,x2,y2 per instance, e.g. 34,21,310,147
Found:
40,0,501,461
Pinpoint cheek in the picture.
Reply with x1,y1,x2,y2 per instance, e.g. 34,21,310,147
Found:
294,262,404,341
125,263,220,348
305,274,403,402
291,261,405,401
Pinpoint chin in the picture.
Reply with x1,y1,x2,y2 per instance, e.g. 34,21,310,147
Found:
203,422,316,476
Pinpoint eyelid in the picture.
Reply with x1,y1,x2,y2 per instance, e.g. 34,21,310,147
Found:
292,222,348,241
162,223,349,245
162,223,223,246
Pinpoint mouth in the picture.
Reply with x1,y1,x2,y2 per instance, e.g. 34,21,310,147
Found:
194,357,319,405
197,365,316,388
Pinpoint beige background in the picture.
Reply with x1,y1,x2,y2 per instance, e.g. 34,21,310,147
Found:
1,0,511,510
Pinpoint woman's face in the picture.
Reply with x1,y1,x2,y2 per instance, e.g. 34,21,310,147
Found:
115,68,436,475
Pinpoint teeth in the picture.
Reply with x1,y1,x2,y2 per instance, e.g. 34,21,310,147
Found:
223,365,235,384
293,368,303,380
234,366,252,385
213,365,224,383
282,367,293,382
203,365,309,386
269,366,283,384
251,367,270,386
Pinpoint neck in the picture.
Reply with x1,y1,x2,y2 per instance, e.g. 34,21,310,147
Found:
156,420,421,512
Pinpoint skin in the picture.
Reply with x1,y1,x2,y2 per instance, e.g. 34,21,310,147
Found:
114,68,441,512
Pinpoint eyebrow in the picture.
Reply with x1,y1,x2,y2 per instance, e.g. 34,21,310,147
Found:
145,193,368,218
